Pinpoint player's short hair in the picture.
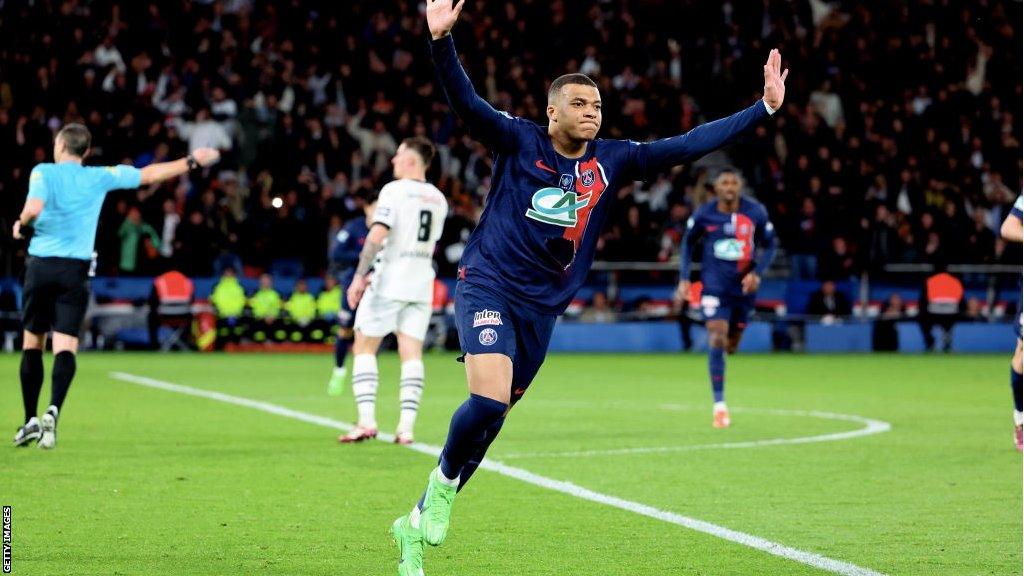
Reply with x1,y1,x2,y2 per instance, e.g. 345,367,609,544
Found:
57,123,91,157
547,73,599,104
402,136,436,168
715,167,744,183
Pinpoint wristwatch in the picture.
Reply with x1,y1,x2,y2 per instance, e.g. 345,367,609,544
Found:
186,153,199,171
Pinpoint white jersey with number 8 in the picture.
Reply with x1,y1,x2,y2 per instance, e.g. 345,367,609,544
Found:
370,178,448,303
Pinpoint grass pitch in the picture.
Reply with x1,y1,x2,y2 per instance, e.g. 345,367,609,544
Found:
1,352,1020,575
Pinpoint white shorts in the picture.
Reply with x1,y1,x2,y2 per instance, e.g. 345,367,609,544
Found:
353,287,431,340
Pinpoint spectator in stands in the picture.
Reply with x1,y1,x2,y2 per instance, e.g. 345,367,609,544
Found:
919,268,964,352
872,293,905,352
248,273,282,343
284,279,318,342
817,237,859,282
0,1,1019,282
963,296,986,322
117,206,161,276
807,280,852,324
210,267,247,348
580,292,614,323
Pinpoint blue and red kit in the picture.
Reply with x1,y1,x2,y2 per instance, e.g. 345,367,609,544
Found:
679,197,776,326
431,35,773,399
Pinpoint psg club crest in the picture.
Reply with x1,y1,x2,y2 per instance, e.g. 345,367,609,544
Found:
478,328,498,346
580,169,596,188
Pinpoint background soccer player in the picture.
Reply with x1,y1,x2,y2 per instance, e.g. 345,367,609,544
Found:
675,169,776,428
388,1,789,573
11,123,220,449
326,192,375,396
341,137,447,446
999,195,1022,451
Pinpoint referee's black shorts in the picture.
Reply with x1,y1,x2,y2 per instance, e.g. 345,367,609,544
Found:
21,256,91,337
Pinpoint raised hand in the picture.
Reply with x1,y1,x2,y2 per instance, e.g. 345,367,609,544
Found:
426,0,466,40
191,147,221,167
762,49,789,112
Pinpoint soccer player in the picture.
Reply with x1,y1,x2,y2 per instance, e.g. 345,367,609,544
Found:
340,137,447,446
388,1,789,572
326,193,376,396
675,169,776,428
11,123,219,449
998,195,1022,451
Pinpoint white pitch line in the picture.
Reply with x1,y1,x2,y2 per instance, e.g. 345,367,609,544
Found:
108,371,888,576
499,405,892,459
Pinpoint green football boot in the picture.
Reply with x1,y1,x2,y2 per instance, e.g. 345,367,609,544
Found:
391,514,425,576
419,468,458,546
327,368,346,396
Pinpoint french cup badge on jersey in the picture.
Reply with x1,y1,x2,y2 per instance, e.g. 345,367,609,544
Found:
478,328,498,346
473,310,503,327
559,173,574,191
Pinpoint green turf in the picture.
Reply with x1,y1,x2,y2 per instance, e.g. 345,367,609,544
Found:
0,352,1020,575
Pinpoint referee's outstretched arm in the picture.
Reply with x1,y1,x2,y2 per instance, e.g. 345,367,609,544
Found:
13,147,221,241
138,147,220,186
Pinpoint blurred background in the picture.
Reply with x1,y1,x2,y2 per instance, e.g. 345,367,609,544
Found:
0,0,1020,354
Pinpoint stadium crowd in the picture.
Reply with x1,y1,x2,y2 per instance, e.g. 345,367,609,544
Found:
0,0,1020,284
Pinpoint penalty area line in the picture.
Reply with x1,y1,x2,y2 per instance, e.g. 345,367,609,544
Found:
108,371,888,576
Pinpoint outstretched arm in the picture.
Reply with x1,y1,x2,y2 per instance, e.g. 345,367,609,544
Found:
631,50,789,179
139,148,220,186
427,0,518,150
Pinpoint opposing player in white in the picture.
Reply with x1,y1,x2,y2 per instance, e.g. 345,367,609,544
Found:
340,137,448,445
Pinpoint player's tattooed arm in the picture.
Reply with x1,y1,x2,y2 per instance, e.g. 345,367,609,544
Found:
355,239,384,278
347,223,390,309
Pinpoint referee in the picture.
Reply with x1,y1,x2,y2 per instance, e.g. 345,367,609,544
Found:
11,123,220,449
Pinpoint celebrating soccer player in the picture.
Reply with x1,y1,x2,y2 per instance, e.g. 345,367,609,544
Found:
387,1,789,572
999,195,1022,451
676,169,776,428
11,123,220,449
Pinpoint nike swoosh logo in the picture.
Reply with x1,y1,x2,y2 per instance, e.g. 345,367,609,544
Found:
514,388,526,395
707,225,719,231
535,160,557,174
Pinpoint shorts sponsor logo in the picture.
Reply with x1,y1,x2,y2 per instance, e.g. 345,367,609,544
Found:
479,328,498,346
473,310,503,327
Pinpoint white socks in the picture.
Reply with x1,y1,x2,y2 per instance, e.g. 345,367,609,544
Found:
1014,410,1023,427
397,359,425,435
352,354,378,428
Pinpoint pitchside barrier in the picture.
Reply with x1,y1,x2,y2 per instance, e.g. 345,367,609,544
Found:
0,261,1019,353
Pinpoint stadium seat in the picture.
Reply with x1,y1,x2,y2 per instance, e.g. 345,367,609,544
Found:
152,271,195,352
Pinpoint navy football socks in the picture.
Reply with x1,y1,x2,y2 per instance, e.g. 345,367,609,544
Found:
438,394,509,481
457,417,506,491
1011,367,1022,413
709,347,726,403
334,334,350,369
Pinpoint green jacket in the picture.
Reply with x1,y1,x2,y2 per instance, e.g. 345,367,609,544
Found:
316,286,342,318
285,292,317,324
210,277,246,318
118,220,161,272
249,288,282,319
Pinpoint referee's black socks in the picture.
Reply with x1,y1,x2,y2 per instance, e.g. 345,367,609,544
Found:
50,351,77,417
20,349,44,424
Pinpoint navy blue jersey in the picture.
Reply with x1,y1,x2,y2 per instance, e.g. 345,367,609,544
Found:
679,197,776,297
431,36,771,315
332,216,369,287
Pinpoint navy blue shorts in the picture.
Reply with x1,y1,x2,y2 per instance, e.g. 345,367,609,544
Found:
454,281,557,405
699,290,755,331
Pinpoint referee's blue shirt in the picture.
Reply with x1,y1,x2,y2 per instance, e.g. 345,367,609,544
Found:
26,163,142,261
